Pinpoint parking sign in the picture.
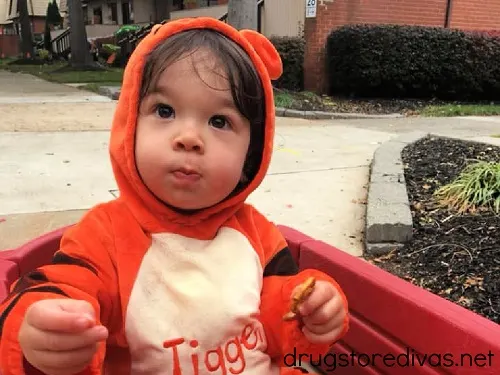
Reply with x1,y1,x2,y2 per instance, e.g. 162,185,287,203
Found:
306,0,317,18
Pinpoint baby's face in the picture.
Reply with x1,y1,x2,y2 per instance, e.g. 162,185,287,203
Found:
134,49,251,210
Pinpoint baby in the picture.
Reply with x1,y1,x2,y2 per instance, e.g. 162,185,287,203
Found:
0,17,349,375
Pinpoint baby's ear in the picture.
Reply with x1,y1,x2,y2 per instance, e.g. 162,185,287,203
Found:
239,29,283,80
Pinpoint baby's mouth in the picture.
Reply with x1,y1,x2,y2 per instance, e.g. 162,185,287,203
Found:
175,167,200,175
171,167,201,183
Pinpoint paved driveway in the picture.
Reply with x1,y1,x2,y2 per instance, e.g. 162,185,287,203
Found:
0,120,396,254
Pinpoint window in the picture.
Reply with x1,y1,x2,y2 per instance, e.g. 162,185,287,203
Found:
172,0,184,10
202,0,219,6
108,3,118,24
122,2,132,24
82,5,89,24
93,6,102,24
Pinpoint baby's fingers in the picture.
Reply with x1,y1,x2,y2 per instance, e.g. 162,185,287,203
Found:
26,299,96,333
302,324,344,345
29,325,108,352
30,344,98,374
302,298,343,332
297,281,335,316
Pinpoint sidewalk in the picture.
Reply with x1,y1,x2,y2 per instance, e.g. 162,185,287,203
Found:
0,122,396,255
0,70,113,100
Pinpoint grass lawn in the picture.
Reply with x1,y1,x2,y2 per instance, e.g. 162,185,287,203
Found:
0,58,15,66
0,60,123,84
274,90,295,108
419,104,500,117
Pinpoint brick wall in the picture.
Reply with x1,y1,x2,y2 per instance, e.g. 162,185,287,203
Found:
0,17,47,57
31,17,46,34
304,0,500,93
450,0,500,30
0,35,20,58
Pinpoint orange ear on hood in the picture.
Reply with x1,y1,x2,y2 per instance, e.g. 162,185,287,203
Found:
239,29,283,81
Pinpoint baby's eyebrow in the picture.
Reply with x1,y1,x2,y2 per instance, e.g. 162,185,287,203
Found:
149,82,237,110
213,94,236,109
150,84,168,95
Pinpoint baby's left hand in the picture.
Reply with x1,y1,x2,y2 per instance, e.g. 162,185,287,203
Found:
294,280,347,344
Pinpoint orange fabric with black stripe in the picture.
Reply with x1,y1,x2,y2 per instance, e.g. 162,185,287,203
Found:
0,17,349,375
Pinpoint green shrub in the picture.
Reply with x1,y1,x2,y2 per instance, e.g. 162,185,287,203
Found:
325,24,500,101
270,36,304,91
38,49,50,61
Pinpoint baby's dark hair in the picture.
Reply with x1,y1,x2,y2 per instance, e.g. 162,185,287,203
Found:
140,28,265,191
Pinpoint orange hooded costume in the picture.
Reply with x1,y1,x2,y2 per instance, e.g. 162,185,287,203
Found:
0,18,348,375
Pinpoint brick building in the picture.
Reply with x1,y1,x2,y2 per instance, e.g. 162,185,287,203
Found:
0,0,61,57
304,0,500,93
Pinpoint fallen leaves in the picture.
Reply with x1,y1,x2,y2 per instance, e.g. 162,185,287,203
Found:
370,249,397,263
457,296,473,307
351,198,367,205
464,276,484,290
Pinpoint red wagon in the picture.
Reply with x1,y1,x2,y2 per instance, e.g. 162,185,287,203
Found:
0,225,498,374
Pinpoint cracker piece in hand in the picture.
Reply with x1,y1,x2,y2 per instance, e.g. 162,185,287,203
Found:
283,277,316,321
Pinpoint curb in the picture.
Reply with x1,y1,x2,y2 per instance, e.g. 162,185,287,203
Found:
274,107,404,120
94,87,404,120
364,133,500,255
97,86,121,100
364,131,428,255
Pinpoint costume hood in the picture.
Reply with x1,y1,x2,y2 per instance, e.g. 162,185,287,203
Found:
109,17,282,235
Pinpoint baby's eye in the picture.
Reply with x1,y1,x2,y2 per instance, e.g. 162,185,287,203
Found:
209,115,229,129
156,104,174,119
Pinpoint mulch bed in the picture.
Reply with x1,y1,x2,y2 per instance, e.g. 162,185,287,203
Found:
274,88,456,115
279,90,436,114
364,136,500,324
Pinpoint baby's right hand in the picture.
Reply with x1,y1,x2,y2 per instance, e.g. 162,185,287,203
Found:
19,299,108,375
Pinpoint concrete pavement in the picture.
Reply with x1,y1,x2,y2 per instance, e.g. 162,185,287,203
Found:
0,69,114,132
0,122,396,254
0,69,113,101
2,69,500,256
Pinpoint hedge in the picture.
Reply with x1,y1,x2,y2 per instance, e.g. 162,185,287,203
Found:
270,36,305,91
325,24,500,101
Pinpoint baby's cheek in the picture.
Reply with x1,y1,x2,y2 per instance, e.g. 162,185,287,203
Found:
216,164,243,186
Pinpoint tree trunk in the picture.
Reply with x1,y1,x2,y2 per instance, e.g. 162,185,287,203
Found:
227,0,257,30
67,0,95,68
17,0,34,58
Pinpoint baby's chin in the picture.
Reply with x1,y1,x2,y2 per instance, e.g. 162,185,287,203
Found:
148,182,245,214
159,196,224,214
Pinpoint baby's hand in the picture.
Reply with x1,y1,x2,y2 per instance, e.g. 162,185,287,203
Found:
19,299,108,375
294,280,347,344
